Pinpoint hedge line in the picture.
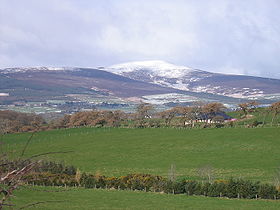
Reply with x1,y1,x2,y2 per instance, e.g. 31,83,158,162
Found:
24,172,280,200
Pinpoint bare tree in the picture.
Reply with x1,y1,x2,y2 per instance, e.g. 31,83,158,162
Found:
0,132,71,209
247,101,260,113
238,103,249,118
261,108,269,126
238,101,260,119
273,166,280,190
197,165,215,183
135,103,154,127
0,132,38,209
159,108,177,126
270,101,280,125
202,103,226,123
0,159,38,208
168,164,177,182
174,106,196,127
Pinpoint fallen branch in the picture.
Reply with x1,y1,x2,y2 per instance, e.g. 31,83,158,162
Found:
18,200,66,209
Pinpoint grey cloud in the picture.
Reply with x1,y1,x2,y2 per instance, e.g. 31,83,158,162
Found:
0,0,280,78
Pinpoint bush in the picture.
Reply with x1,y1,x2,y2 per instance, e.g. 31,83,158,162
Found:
35,161,77,175
23,171,280,201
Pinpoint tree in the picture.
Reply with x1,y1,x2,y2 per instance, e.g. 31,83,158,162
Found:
106,110,126,127
238,103,249,118
176,106,197,127
0,111,46,133
135,103,154,127
247,101,260,113
273,166,280,191
159,108,177,126
238,101,260,119
202,103,226,113
202,103,226,123
261,108,269,126
197,165,215,183
270,101,280,125
168,164,177,182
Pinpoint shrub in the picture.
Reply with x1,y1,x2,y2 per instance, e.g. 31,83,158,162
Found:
22,171,280,201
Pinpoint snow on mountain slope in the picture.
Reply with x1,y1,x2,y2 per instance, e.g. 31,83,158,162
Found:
2,61,280,99
105,60,211,91
0,67,76,73
107,60,196,78
105,60,280,98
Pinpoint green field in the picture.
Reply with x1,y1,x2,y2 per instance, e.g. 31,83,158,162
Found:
3,127,280,209
3,127,280,182
12,186,280,210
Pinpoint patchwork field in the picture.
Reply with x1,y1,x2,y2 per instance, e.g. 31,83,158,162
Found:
3,127,280,182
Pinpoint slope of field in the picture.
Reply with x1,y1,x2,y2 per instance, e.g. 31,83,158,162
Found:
3,127,280,182
13,186,280,210
228,109,277,125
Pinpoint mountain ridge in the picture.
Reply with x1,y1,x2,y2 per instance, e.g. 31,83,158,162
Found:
103,60,280,98
1,61,280,102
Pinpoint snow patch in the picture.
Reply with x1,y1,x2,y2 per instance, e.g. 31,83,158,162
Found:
0,67,76,73
0,93,9,96
142,93,198,105
106,60,195,78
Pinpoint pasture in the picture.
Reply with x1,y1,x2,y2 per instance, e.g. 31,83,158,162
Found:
11,186,280,209
3,127,280,182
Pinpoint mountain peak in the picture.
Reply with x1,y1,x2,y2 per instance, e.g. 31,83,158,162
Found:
106,60,195,78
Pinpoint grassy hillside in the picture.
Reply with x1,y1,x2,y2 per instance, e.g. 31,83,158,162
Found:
13,186,280,210
3,127,280,182
228,108,280,126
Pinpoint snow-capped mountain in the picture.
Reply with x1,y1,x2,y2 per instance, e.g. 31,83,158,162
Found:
105,60,280,98
0,65,242,108
1,61,280,103
106,60,211,91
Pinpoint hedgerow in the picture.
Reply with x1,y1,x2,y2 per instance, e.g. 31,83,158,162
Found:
23,172,280,200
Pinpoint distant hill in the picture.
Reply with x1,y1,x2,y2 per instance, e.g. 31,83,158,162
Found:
1,62,280,113
105,60,280,99
0,67,240,105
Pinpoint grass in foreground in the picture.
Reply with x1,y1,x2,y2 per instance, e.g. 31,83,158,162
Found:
12,186,280,210
3,127,280,182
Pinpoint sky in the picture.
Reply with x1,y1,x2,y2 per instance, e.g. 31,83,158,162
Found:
0,0,280,79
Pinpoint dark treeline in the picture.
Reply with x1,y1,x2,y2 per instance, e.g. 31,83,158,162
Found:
0,110,46,133
1,101,280,133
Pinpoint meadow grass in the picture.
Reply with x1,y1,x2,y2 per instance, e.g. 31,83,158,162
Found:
12,186,280,210
3,127,280,182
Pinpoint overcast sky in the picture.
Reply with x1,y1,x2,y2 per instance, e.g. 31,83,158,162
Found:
1,0,280,78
